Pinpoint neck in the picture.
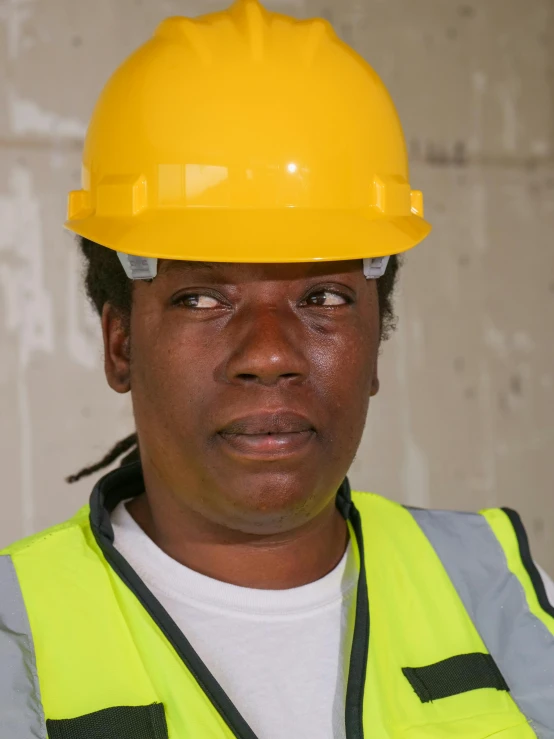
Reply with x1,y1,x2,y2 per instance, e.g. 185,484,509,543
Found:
126,480,349,590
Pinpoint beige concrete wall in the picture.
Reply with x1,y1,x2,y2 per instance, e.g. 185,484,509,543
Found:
1,0,553,571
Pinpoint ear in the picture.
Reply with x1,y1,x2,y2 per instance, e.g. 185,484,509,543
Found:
370,357,380,397
102,303,131,393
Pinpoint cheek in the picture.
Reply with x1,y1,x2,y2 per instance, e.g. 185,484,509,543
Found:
307,323,378,427
129,311,216,432
320,334,376,395
316,308,379,439
313,291,379,385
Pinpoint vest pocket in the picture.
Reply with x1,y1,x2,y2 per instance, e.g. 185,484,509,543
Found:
46,703,169,739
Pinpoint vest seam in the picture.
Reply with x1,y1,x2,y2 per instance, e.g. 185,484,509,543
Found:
1,509,89,558
397,713,534,735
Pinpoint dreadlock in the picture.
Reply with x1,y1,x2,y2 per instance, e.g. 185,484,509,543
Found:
66,433,139,484
67,237,401,483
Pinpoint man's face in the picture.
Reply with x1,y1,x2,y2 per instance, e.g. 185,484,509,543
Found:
105,260,381,535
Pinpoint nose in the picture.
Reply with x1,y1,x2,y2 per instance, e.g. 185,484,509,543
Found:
222,306,310,387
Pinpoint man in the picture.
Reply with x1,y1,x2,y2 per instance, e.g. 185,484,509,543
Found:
2,1,553,737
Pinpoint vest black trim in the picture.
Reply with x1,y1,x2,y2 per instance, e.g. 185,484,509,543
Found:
501,507,554,619
338,484,369,739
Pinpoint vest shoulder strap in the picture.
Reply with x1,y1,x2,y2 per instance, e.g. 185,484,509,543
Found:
406,503,554,735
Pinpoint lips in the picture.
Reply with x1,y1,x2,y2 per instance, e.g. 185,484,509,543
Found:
217,411,316,459
219,411,314,436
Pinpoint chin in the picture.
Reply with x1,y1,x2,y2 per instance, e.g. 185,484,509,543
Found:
213,469,331,535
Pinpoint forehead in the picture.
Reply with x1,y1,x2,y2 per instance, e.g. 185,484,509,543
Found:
158,260,214,273
157,259,362,280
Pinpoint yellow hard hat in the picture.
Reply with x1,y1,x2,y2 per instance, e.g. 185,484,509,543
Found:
65,0,430,276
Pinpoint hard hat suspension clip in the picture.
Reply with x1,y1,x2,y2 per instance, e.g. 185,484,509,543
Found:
116,253,389,281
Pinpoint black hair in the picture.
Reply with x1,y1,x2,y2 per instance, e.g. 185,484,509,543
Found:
67,237,401,483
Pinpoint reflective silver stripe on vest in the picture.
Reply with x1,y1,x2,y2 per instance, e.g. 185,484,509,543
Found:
0,554,47,738
407,507,554,738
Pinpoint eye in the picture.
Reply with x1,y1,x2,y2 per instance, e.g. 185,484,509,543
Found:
172,293,222,309
305,290,351,307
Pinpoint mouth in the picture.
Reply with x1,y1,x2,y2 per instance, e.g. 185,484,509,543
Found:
217,411,316,460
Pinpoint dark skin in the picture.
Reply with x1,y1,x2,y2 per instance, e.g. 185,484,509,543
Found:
103,259,380,589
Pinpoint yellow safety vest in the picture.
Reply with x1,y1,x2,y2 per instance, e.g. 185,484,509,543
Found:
2,462,554,738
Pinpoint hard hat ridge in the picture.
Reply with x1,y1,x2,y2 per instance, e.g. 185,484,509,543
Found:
230,0,269,62
156,0,271,65
155,17,213,66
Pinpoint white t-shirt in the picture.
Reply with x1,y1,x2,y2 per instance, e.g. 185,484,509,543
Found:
111,502,554,739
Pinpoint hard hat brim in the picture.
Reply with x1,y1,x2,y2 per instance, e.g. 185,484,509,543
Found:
65,209,431,263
